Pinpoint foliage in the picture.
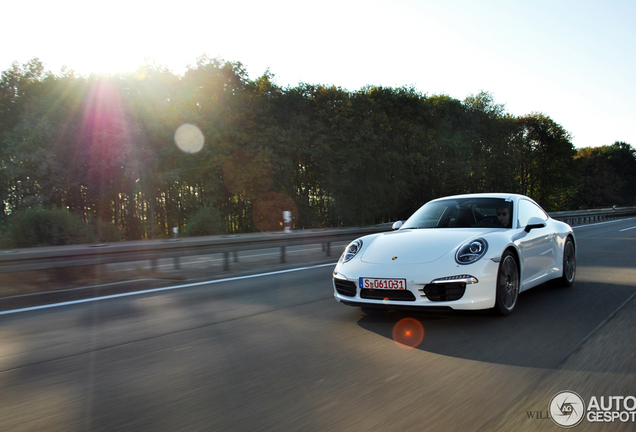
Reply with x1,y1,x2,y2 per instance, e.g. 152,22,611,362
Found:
511,113,578,211
3,207,119,248
572,142,636,208
183,205,226,237
0,59,632,247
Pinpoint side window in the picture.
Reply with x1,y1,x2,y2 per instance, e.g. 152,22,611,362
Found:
517,199,547,228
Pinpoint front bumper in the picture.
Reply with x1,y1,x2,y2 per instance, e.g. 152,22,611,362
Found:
332,259,499,311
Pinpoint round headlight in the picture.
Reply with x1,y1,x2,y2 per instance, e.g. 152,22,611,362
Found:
456,238,488,265
469,241,483,254
342,239,363,263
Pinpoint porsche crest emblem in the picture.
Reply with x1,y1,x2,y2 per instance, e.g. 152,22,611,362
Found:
392,256,398,261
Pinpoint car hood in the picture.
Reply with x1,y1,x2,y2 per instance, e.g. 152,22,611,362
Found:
360,228,492,265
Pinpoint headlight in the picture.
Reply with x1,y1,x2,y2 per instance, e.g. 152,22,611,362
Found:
455,238,488,265
342,239,363,263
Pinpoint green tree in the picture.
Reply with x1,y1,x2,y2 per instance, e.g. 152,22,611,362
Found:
573,142,636,208
512,113,576,210
0,56,602,241
463,91,518,193
183,205,225,236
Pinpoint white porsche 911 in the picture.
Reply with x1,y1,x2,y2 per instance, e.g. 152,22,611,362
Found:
332,193,576,315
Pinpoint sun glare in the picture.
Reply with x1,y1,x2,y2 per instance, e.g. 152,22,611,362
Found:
68,52,145,77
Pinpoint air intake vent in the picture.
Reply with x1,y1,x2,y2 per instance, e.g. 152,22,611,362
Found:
360,289,416,301
334,279,357,297
423,282,466,301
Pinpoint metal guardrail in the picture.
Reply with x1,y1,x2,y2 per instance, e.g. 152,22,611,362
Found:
0,225,393,274
549,207,636,225
1,207,634,275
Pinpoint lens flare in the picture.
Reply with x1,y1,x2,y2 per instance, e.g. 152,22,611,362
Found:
174,123,204,154
392,318,424,349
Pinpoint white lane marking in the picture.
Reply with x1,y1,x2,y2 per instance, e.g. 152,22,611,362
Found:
0,263,337,316
572,217,636,229
619,225,636,232
5,279,155,299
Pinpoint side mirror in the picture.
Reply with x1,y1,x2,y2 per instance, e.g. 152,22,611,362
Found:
524,217,547,232
392,221,403,230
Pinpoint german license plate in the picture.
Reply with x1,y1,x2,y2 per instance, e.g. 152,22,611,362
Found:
359,278,406,290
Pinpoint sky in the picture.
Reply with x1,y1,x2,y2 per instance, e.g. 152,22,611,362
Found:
3,0,635,148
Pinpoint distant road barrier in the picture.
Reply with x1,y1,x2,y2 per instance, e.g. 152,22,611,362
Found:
549,206,636,226
1,208,635,275
0,226,391,274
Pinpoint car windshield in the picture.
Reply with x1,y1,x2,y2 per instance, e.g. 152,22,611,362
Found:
402,198,513,229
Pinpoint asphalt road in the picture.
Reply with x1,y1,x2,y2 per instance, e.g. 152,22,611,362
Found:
0,219,635,431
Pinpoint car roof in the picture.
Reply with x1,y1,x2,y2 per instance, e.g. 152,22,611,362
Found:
429,193,533,203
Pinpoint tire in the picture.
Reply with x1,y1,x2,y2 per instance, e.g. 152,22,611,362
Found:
494,251,519,316
554,237,576,287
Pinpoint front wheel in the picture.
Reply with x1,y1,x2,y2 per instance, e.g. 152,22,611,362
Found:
494,251,519,316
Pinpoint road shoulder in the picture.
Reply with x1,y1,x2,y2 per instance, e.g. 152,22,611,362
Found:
481,291,636,431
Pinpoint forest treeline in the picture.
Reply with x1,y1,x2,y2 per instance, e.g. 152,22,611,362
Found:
1,57,635,246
